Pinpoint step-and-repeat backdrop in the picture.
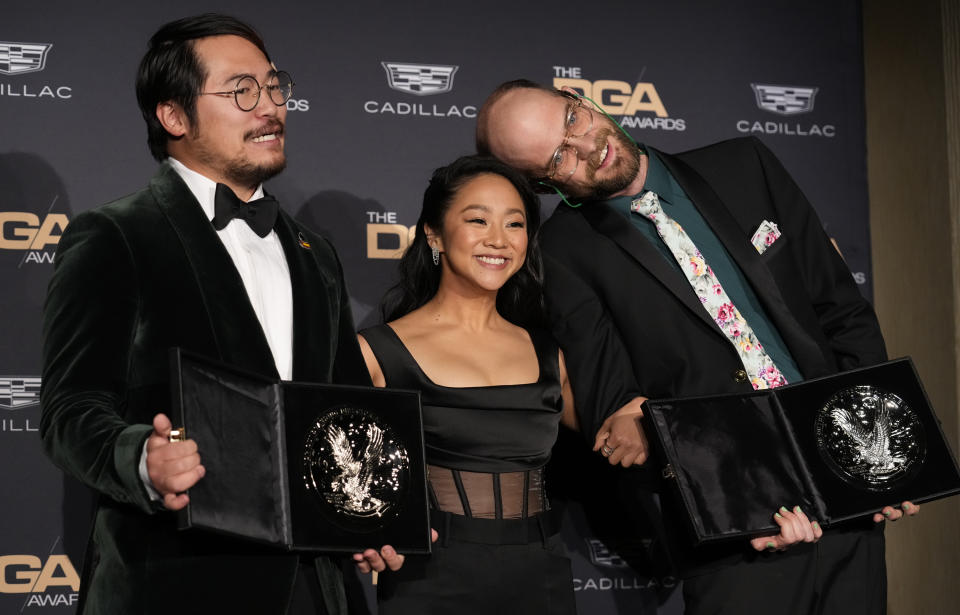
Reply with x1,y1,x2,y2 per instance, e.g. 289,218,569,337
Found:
3,1,869,612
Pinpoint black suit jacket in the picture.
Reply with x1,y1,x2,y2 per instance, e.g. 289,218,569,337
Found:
40,163,368,614
541,137,887,569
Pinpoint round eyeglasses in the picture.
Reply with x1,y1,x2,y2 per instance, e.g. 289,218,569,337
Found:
546,95,595,180
199,71,295,112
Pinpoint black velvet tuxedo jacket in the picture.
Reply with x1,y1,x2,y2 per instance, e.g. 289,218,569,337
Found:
40,163,368,614
541,137,888,569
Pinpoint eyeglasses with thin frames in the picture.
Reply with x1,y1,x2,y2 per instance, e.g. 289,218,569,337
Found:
545,93,595,181
199,71,295,112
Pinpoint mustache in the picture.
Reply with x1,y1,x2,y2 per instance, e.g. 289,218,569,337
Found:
585,129,613,176
245,120,285,140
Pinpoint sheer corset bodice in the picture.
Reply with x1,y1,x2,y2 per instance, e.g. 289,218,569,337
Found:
359,324,564,519
427,464,547,519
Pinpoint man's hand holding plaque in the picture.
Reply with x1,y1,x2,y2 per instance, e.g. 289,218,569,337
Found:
146,413,205,511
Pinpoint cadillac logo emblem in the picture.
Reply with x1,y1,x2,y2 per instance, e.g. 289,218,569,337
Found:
0,377,42,410
751,84,818,116
0,42,53,76
381,62,458,96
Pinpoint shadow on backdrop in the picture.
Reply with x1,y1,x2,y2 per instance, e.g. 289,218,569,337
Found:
0,151,94,578
294,190,407,329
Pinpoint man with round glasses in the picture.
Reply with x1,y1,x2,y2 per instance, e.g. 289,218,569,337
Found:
199,70,295,112
477,80,915,614
40,14,399,614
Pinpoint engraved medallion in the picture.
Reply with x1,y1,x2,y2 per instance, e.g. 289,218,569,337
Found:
303,407,410,531
815,386,925,491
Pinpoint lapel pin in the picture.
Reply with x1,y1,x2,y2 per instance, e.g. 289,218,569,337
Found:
298,232,312,250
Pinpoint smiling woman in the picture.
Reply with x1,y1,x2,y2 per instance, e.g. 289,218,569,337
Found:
353,155,579,615
424,174,530,305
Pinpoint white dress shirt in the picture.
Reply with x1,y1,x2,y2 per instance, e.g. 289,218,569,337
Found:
168,157,293,379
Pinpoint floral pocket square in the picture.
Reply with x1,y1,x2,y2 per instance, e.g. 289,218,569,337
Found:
751,220,781,254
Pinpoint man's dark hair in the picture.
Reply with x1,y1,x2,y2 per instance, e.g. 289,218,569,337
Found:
136,14,271,161
381,154,546,328
475,79,560,158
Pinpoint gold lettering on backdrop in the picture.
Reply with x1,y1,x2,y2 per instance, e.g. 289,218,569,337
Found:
32,555,80,592
592,80,633,114
0,213,68,250
623,83,668,117
29,214,68,250
0,212,39,249
0,555,41,593
553,78,669,118
0,555,80,593
366,224,416,259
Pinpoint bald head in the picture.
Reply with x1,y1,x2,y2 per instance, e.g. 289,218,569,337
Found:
476,81,568,178
476,79,645,200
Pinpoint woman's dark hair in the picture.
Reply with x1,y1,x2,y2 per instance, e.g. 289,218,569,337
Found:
135,14,270,161
381,155,546,328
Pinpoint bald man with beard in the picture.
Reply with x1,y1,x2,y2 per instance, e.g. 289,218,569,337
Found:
476,79,917,615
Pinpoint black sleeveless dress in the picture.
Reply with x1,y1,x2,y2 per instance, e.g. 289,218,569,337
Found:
359,324,576,615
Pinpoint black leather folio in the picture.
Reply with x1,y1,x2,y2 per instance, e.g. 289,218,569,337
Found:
169,348,431,553
643,358,960,545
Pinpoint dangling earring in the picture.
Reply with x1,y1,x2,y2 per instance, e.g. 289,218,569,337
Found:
431,246,440,266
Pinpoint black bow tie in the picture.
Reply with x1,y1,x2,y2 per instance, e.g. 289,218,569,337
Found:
212,183,279,238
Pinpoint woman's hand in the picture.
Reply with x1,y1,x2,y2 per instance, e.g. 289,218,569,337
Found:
353,545,406,574
593,397,649,467
352,530,439,574
750,505,823,552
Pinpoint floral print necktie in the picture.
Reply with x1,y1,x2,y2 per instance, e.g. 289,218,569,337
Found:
633,191,787,390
